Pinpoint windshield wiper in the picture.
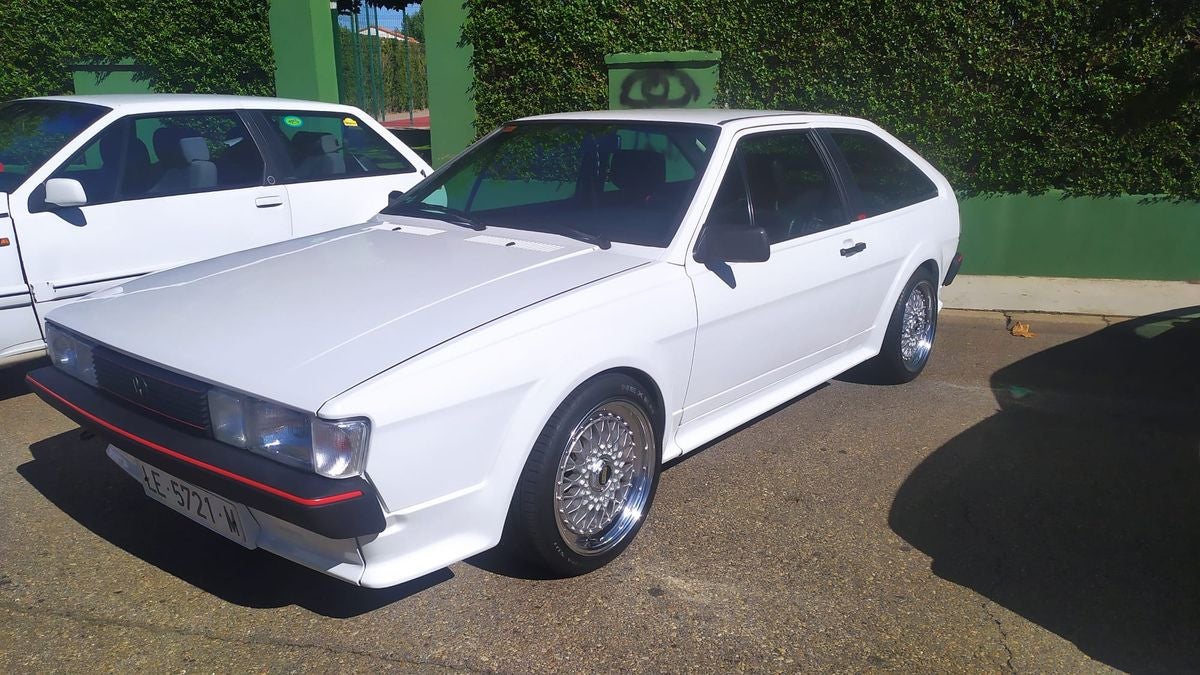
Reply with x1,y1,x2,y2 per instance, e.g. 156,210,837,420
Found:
389,203,486,231
552,224,611,250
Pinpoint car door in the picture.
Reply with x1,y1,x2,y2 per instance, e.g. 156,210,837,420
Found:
251,109,429,238
0,192,42,362
10,109,292,322
818,126,942,332
681,126,901,424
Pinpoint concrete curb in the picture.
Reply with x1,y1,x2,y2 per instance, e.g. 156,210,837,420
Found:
942,275,1200,317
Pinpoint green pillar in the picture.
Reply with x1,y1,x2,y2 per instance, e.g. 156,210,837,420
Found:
605,51,721,110
269,0,340,103
425,0,477,167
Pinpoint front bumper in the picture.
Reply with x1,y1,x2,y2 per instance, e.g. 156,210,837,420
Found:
26,366,386,540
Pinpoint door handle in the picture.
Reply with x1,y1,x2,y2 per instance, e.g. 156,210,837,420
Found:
840,242,867,257
255,196,285,208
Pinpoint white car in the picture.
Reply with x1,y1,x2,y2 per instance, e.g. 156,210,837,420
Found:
27,109,962,588
0,94,433,367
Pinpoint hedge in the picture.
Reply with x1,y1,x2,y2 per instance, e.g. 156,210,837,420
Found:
462,0,1200,200
0,0,274,100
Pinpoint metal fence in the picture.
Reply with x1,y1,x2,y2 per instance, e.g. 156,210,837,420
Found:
334,5,426,125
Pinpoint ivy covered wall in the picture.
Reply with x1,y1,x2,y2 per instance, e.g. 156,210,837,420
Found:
0,0,275,100
462,0,1200,201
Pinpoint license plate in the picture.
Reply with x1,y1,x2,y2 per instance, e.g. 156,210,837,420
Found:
106,445,258,548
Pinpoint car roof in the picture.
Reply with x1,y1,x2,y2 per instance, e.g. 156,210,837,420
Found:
22,93,363,115
516,108,860,127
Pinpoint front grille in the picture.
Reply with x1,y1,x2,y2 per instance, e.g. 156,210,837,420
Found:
93,347,211,434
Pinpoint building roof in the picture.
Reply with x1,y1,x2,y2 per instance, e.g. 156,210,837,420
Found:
358,26,420,43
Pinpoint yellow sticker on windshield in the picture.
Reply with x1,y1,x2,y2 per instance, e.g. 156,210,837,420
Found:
343,117,359,127
283,115,303,128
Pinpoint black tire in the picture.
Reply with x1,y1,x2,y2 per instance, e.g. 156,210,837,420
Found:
504,373,661,577
865,267,939,384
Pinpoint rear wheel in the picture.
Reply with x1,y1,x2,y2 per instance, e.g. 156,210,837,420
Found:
506,373,660,576
867,267,939,383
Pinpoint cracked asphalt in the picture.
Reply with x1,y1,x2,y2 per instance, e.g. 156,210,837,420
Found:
1,308,1197,673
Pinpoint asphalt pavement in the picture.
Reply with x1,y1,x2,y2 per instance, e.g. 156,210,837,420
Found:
1,309,1196,673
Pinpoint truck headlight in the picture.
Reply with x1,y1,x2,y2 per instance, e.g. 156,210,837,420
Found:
207,388,368,479
45,323,98,387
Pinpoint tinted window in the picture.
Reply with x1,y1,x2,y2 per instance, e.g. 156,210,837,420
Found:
828,129,937,217
733,131,845,243
50,111,264,202
389,121,721,248
261,111,416,181
0,100,108,192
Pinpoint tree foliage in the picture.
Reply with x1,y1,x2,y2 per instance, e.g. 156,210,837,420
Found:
462,0,1200,199
0,0,274,100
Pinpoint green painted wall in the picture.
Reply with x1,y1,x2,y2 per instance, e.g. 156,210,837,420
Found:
959,191,1200,280
269,0,339,103
71,60,153,95
605,51,720,110
425,0,477,167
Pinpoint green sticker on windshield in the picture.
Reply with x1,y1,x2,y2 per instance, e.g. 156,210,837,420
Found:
283,115,303,128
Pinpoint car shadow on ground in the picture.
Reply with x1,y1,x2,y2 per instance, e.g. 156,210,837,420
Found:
18,430,452,617
0,357,48,402
889,306,1200,672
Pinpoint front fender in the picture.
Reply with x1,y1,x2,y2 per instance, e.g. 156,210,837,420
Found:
320,262,696,546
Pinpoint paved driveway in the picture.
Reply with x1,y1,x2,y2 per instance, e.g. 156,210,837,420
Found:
1,310,1196,673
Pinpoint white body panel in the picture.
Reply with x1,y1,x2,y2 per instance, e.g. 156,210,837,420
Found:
41,109,960,587
0,94,433,364
0,191,43,365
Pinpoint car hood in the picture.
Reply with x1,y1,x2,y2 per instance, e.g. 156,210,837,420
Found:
49,218,649,412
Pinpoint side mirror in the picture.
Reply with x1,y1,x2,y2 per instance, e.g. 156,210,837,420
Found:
388,190,404,205
694,225,771,264
45,178,88,208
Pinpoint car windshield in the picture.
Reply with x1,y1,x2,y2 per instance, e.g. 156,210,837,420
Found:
385,121,721,247
0,100,109,193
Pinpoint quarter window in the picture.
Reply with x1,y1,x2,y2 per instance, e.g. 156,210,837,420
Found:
827,129,937,217
261,111,416,182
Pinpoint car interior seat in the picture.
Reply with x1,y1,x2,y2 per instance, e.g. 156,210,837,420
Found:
97,128,152,198
291,131,346,178
149,127,217,194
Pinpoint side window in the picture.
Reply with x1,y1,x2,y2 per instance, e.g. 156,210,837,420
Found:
260,111,416,182
49,120,131,204
706,151,751,227
738,131,845,244
827,129,938,217
135,112,264,197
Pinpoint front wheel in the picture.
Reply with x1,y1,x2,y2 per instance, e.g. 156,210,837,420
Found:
506,373,660,576
866,267,939,384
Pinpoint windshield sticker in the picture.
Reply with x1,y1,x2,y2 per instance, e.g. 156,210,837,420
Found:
501,124,517,133
283,115,303,128
342,117,359,127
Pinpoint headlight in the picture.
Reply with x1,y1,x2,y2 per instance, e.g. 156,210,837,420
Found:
207,388,368,479
45,323,97,386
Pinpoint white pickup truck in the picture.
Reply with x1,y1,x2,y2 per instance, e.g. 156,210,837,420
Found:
0,94,432,366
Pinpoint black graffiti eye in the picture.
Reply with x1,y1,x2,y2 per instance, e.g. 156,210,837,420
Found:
618,69,701,108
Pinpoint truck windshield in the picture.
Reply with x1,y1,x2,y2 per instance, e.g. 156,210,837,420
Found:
0,100,109,193
385,121,721,248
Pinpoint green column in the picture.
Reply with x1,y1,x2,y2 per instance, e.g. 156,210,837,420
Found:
269,0,340,103
425,0,477,167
